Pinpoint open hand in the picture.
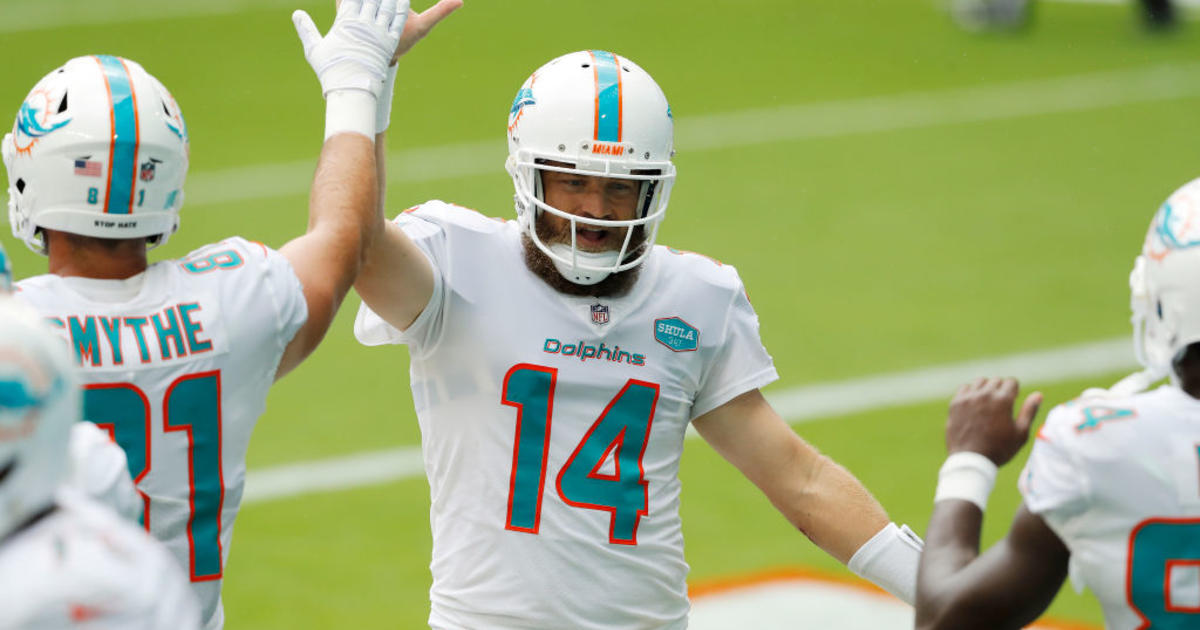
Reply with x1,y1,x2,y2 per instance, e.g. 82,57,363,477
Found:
945,377,1042,466
294,0,409,97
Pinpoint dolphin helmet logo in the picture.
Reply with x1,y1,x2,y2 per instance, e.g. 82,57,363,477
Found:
1145,201,1200,261
508,87,536,134
510,87,536,116
13,87,72,154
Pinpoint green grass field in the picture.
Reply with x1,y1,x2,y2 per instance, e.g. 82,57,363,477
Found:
8,0,1200,626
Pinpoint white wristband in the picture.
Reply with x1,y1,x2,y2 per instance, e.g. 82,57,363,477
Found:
934,451,998,511
325,89,377,141
847,522,924,605
376,64,398,134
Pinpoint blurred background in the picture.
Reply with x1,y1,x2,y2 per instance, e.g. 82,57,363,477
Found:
6,0,1200,626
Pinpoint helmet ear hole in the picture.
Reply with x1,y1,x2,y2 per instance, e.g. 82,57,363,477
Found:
56,93,68,114
15,178,25,194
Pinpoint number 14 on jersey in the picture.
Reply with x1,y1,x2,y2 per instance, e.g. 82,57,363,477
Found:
502,363,659,545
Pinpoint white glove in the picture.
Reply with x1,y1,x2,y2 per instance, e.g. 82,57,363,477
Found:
293,0,409,98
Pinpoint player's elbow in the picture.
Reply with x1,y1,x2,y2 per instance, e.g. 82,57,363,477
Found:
913,601,953,630
913,586,986,630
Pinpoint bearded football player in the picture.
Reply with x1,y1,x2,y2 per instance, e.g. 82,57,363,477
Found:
353,49,925,628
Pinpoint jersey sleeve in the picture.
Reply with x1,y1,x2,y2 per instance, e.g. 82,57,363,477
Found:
691,278,779,419
1018,404,1092,522
354,207,448,354
67,422,142,523
248,239,308,354
186,237,308,355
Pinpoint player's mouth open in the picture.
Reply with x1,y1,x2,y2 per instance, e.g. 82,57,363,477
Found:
576,227,609,247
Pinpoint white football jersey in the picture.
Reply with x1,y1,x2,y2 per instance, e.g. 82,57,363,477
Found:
355,201,779,630
67,421,142,522
1020,385,1200,629
0,490,200,630
15,237,307,630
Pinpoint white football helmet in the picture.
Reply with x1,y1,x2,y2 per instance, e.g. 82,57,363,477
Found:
2,55,189,254
0,296,79,539
1128,177,1200,387
505,50,676,285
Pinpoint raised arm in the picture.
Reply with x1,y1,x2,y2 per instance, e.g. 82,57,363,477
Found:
915,378,1069,629
357,1,462,332
276,0,407,378
692,389,923,603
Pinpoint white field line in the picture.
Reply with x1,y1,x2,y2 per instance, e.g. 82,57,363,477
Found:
184,61,1200,209
0,0,303,34
243,336,1137,505
3,0,1197,34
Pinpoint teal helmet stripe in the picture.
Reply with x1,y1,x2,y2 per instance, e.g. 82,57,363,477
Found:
95,55,140,215
589,50,623,143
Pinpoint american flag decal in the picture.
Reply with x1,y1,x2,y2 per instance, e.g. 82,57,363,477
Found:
591,303,610,325
74,159,102,177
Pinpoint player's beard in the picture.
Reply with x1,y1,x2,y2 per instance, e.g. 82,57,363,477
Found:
522,215,645,298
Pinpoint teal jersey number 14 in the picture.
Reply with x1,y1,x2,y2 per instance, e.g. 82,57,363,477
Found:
502,363,659,545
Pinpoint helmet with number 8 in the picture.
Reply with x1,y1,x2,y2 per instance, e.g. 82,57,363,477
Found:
505,50,676,285
2,55,189,254
1129,178,1200,387
0,297,79,538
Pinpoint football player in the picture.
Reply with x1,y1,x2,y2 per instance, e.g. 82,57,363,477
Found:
1,1,455,627
916,179,1200,629
0,240,141,522
0,297,201,629
353,50,925,628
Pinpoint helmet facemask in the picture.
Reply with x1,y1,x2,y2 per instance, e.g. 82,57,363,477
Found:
511,157,672,286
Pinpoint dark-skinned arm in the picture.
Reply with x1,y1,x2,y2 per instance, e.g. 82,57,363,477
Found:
916,501,1070,630
916,377,1069,629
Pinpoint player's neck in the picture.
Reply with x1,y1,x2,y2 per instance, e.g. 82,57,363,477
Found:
45,231,149,280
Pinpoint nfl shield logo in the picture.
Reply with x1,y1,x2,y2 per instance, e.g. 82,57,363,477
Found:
140,158,161,182
590,303,610,326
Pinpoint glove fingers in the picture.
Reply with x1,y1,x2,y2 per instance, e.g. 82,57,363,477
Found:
291,10,321,54
361,0,381,21
339,0,363,19
390,0,411,38
377,0,397,27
